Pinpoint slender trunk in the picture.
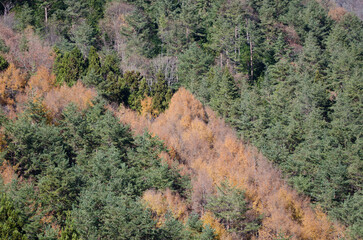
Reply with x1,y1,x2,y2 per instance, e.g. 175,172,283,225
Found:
234,26,237,60
1,1,13,17
249,36,253,81
246,20,253,82
45,7,48,23
238,26,241,59
220,52,223,67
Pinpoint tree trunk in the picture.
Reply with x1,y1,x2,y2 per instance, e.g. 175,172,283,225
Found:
45,6,48,23
1,1,14,17
246,20,253,82
249,36,253,81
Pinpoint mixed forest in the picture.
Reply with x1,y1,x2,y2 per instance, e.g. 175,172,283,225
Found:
0,0,362,239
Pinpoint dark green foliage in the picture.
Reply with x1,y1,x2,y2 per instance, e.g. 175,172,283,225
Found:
124,71,146,111
332,191,363,238
5,0,363,237
101,53,122,78
1,99,190,239
54,47,87,86
59,212,80,240
206,182,261,238
209,68,239,118
0,194,27,240
87,46,101,76
0,54,9,71
177,43,214,93
97,71,126,102
152,72,170,113
122,8,162,58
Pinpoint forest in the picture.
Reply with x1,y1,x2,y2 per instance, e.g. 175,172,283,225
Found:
0,0,361,239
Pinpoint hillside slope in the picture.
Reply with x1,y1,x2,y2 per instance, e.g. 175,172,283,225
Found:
0,0,362,238
117,88,346,239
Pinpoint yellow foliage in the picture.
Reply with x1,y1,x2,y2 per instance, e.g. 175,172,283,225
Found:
0,63,26,104
180,115,192,129
190,119,214,145
142,189,188,223
201,211,232,240
0,132,6,152
141,95,157,117
278,188,304,224
28,66,55,94
143,190,167,217
117,87,347,240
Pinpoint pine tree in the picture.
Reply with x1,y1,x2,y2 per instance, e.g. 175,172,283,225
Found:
206,181,261,238
87,46,101,75
210,68,239,118
83,46,102,86
0,194,27,240
152,71,168,116
60,212,80,240
101,53,121,80
177,42,214,93
54,47,87,86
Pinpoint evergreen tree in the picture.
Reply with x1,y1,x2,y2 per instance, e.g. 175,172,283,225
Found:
206,182,261,238
177,42,214,93
210,68,239,118
200,225,216,240
84,46,102,86
70,21,96,56
60,212,80,240
87,46,101,75
0,194,27,240
54,47,87,86
0,54,9,71
101,53,121,79
152,72,169,115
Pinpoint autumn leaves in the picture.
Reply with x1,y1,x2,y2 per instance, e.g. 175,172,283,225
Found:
119,88,346,240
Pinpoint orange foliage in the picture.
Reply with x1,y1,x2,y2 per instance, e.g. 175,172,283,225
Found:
0,133,5,152
116,104,150,135
117,87,346,240
201,211,232,240
140,95,156,118
0,161,15,185
328,7,347,21
0,63,26,105
142,189,188,226
28,66,55,94
44,81,97,120
2,65,95,120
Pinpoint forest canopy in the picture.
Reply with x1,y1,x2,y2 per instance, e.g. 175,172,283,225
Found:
0,0,362,239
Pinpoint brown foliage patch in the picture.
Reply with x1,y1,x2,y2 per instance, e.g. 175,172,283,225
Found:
0,22,54,72
328,7,347,21
0,161,15,185
44,81,97,120
117,88,346,239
